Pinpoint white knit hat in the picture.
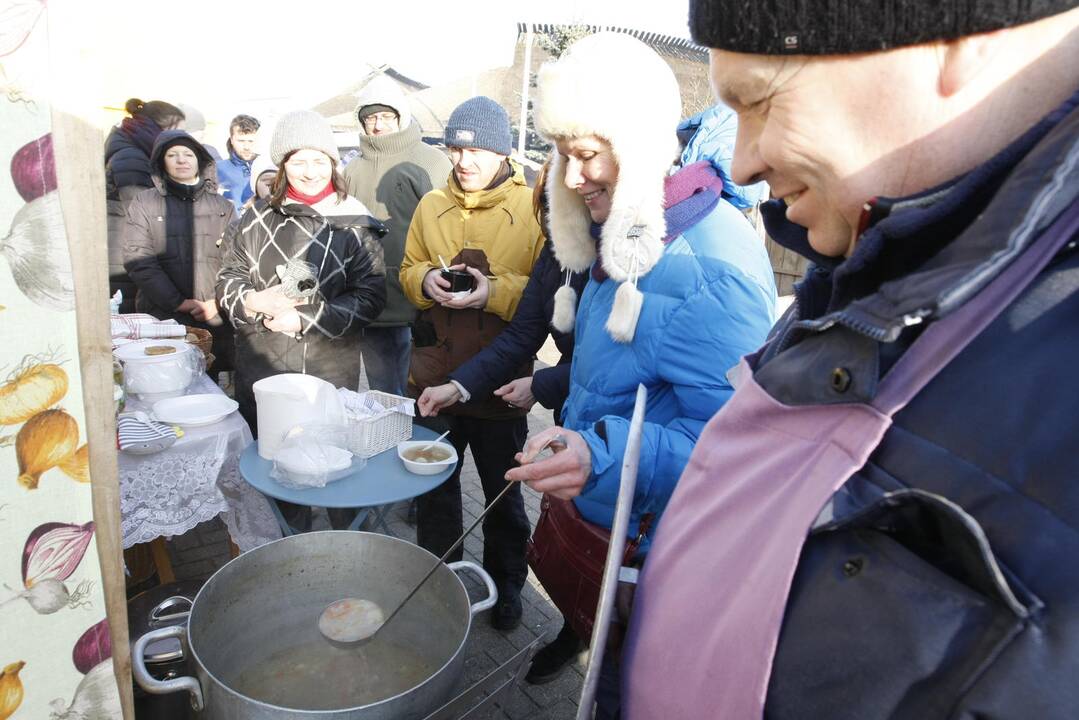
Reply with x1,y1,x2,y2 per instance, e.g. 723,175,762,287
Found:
354,74,412,132
534,32,682,343
269,110,340,166
249,153,277,194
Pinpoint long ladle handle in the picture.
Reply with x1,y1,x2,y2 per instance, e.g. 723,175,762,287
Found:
377,479,518,636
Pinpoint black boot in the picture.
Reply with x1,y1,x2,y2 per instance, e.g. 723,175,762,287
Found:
490,592,523,632
526,623,583,684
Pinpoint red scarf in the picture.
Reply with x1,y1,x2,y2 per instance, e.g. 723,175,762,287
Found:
286,181,336,205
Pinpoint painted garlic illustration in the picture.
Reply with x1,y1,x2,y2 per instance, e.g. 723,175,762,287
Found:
2,192,75,311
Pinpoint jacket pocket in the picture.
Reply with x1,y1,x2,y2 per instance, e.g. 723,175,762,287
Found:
766,489,1041,720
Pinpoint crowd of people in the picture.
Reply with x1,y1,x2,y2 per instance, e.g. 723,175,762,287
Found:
103,0,1079,716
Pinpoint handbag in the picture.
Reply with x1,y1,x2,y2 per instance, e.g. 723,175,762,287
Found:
527,493,652,641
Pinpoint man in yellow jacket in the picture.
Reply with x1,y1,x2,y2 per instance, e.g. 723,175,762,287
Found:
400,96,544,631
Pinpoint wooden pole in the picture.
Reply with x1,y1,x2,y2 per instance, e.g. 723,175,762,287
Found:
48,10,135,717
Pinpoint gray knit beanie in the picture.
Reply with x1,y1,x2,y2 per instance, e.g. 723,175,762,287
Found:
269,110,339,165
689,0,1076,55
444,96,512,156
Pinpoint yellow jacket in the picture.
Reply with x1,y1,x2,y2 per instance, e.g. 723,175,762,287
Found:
400,163,543,322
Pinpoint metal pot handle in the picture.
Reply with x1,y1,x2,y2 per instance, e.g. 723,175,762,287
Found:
131,625,205,712
447,560,498,616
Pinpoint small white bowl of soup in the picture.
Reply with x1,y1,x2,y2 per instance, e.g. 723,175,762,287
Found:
397,440,458,475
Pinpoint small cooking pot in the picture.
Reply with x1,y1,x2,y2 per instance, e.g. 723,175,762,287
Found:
132,531,496,719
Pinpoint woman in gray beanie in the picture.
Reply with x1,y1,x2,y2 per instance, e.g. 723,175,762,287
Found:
216,110,387,530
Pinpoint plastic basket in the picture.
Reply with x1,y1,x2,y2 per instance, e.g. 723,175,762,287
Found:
344,391,414,458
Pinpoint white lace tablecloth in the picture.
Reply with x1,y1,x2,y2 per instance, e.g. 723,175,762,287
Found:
118,374,282,552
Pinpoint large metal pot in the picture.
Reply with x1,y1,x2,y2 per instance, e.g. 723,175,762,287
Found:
133,531,496,719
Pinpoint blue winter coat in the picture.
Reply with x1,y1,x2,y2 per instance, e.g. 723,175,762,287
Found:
216,144,255,213
678,104,769,211
563,199,776,546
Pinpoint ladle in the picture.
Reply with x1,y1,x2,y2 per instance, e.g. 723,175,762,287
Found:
320,433,567,646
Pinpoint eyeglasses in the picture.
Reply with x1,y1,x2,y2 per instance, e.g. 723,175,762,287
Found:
363,112,398,128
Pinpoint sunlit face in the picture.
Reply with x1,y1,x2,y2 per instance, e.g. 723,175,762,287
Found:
230,130,258,161
284,149,333,196
362,111,400,136
449,146,506,192
710,47,941,257
255,171,276,199
555,136,619,224
163,145,200,184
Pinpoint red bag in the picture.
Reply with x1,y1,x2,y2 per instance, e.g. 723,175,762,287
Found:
526,494,651,641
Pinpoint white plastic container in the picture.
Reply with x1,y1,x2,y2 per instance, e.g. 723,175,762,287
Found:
114,339,199,401
252,374,345,460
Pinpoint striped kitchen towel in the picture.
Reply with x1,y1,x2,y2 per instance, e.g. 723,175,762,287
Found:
117,413,183,454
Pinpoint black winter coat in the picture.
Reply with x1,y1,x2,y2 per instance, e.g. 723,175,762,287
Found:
216,195,387,425
449,240,588,417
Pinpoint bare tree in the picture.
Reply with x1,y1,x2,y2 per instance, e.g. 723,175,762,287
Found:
537,25,594,59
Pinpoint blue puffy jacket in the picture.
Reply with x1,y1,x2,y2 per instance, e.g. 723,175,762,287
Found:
678,103,770,210
563,196,776,547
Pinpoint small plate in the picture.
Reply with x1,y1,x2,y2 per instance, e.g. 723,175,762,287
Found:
152,394,238,427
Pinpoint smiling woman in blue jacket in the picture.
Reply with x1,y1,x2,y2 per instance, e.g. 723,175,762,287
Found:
504,31,776,716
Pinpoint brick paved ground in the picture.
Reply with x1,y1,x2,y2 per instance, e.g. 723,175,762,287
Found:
163,344,586,719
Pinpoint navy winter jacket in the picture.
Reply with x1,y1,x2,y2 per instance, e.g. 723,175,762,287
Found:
760,93,1079,717
105,116,163,198
449,240,588,416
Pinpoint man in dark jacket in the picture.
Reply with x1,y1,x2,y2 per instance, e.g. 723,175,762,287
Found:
216,114,260,213
623,2,1079,719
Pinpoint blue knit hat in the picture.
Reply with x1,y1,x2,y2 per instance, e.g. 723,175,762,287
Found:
444,96,512,156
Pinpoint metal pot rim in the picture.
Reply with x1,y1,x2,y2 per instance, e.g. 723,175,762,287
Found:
186,530,476,714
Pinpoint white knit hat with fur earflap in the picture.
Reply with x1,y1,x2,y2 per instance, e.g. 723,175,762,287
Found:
534,32,682,343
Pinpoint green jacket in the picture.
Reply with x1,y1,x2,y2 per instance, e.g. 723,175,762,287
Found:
343,123,451,326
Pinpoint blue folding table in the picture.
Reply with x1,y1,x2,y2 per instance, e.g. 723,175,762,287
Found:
239,426,454,535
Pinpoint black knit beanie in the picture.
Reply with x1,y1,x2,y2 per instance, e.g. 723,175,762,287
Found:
689,0,1076,55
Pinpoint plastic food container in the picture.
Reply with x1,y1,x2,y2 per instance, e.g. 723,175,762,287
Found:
114,339,199,401
397,441,458,475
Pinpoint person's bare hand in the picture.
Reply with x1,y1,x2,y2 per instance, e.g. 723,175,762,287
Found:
175,298,200,314
423,268,454,304
418,383,462,417
189,299,220,323
442,266,490,310
244,286,301,316
494,377,535,410
263,308,302,334
505,427,591,499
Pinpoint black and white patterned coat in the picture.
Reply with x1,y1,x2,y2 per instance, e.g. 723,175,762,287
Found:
216,194,387,427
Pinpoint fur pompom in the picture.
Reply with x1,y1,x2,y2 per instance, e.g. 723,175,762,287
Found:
606,281,644,343
551,284,578,333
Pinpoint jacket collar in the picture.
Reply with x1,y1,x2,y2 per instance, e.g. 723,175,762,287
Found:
445,161,526,211
358,122,422,157
768,90,1079,343
225,141,252,167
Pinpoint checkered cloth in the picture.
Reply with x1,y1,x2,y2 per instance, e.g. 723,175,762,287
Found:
111,313,186,340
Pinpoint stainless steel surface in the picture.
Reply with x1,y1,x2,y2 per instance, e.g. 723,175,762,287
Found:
577,384,647,719
132,531,498,719
132,625,205,711
422,634,545,720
